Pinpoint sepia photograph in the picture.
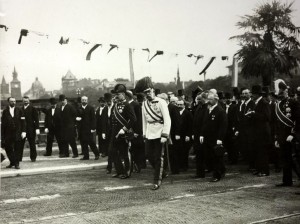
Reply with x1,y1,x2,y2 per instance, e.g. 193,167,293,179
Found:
1,0,300,223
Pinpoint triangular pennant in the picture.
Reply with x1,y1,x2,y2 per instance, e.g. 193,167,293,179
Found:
187,54,194,58
142,48,150,61
59,37,69,45
86,44,102,60
194,55,204,64
107,44,118,54
79,39,90,45
18,29,28,44
221,56,229,60
0,24,8,32
149,50,164,62
199,57,216,75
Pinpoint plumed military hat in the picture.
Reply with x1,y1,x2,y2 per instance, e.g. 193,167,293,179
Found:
134,76,154,93
111,84,126,94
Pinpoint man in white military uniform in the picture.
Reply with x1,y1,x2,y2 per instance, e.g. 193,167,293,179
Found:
135,77,171,190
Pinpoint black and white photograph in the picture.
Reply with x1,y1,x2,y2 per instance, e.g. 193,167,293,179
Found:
1,0,300,223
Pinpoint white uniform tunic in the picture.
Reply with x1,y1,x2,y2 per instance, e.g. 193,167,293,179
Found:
142,97,171,140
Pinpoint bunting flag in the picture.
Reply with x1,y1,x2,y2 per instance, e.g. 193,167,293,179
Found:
149,50,164,62
79,39,90,45
86,44,102,60
59,36,69,45
194,55,204,64
142,48,150,61
199,57,216,75
0,24,8,31
187,54,194,57
221,56,229,60
18,29,28,44
107,44,118,54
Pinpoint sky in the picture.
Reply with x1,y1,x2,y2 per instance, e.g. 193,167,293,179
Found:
0,0,300,93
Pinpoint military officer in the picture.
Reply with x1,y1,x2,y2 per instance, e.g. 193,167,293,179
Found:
135,77,171,190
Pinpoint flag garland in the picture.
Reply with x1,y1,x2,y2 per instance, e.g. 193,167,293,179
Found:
149,50,164,62
199,57,216,75
86,44,102,60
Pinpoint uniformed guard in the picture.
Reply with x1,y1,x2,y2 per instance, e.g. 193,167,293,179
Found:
111,84,137,179
135,77,171,190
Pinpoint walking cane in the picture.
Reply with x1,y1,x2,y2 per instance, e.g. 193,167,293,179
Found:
165,139,173,184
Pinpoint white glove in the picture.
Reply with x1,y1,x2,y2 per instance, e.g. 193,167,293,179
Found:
76,117,82,121
134,133,139,138
235,131,239,136
21,132,26,139
36,129,40,135
192,135,194,140
275,141,280,148
102,133,106,139
286,135,294,142
118,129,125,135
91,129,96,133
217,140,223,145
161,137,167,143
44,128,49,134
175,135,180,140
199,136,204,144
185,136,190,142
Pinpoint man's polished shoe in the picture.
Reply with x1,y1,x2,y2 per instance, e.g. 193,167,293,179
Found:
15,165,20,169
101,153,107,158
6,164,14,168
112,174,120,178
257,172,269,177
119,175,129,179
31,159,36,162
210,178,220,182
162,172,169,178
79,152,84,155
191,175,205,179
276,183,293,187
94,156,99,160
43,153,51,156
151,184,160,190
59,155,67,158
80,157,89,160
72,155,78,158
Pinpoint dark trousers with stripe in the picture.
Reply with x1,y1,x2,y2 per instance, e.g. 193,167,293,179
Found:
20,136,37,161
145,138,165,185
112,138,130,176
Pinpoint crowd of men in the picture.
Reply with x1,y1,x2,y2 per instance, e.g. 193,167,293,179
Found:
1,77,300,191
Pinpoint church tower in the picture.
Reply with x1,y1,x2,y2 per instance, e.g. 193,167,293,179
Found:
10,67,22,100
1,76,10,100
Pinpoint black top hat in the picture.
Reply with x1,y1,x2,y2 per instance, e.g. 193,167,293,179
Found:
155,89,161,95
232,87,240,96
59,94,66,101
217,91,224,100
134,77,154,93
104,93,113,102
178,89,184,96
98,96,105,103
251,85,263,95
111,84,126,94
49,97,57,105
262,86,270,95
224,92,232,99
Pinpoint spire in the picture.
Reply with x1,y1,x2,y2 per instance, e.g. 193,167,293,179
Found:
12,66,18,80
2,76,6,84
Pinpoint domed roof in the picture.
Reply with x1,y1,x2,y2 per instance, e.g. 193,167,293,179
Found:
63,70,77,80
32,77,44,89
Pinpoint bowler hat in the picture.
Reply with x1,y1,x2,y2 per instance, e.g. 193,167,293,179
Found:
251,85,263,95
104,93,112,102
111,84,126,94
98,96,105,103
262,86,270,95
49,97,57,105
59,94,66,101
224,92,232,99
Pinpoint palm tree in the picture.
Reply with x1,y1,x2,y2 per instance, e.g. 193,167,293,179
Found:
230,0,300,87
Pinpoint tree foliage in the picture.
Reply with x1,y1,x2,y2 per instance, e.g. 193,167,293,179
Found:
230,1,300,86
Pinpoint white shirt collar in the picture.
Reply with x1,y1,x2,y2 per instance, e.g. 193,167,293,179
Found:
255,96,263,105
82,105,87,109
245,98,251,105
209,103,218,112
24,104,29,109
128,99,134,104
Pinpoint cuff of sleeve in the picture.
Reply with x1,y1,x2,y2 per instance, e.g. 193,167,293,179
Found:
161,133,169,138
123,126,129,132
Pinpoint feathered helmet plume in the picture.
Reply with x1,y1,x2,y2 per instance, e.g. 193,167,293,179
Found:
134,77,154,93
274,79,288,95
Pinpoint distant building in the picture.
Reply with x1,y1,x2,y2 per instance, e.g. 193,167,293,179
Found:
62,70,78,92
10,67,22,100
1,76,10,100
24,77,46,99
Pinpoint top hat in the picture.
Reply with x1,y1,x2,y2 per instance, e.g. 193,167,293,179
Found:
104,93,113,102
98,96,105,103
59,94,66,101
49,97,57,105
232,87,240,97
178,89,184,96
262,86,270,95
155,89,161,96
111,84,126,94
224,92,232,99
251,85,263,95
217,91,224,100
